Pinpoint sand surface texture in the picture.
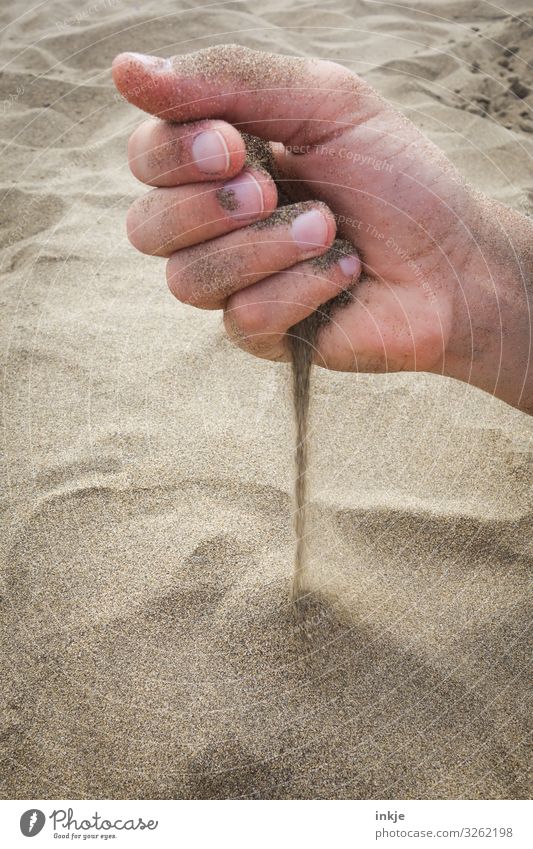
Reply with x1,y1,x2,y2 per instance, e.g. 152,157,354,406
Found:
1,0,532,799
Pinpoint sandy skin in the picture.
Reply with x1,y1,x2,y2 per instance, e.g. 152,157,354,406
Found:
112,46,533,414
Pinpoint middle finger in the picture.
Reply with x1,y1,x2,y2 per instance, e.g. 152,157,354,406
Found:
126,166,277,256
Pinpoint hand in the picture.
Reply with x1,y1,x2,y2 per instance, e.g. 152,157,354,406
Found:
112,46,533,413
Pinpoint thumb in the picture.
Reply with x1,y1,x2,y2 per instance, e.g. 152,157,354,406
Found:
112,45,379,147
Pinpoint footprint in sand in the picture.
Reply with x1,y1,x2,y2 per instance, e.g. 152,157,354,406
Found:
449,15,533,133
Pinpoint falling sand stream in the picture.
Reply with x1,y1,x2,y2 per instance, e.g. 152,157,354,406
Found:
241,135,356,608
287,279,353,606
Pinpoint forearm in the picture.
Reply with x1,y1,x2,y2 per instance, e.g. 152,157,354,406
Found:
442,196,533,414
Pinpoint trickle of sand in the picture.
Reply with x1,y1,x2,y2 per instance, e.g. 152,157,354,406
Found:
287,312,319,603
287,262,354,606
242,133,356,607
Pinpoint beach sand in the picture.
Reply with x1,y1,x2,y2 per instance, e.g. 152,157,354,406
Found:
1,0,532,799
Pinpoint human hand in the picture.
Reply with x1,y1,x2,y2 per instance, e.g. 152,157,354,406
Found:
112,46,533,412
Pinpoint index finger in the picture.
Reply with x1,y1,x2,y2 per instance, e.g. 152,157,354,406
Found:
128,118,246,186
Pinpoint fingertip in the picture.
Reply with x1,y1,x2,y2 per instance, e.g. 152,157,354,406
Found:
111,52,140,100
111,53,128,92
218,167,277,221
290,202,336,252
166,251,211,308
191,122,246,178
250,168,278,217
111,52,171,109
112,52,149,89
222,124,247,174
339,254,361,279
166,253,183,302
126,195,159,255
112,51,168,74
317,201,337,247
111,52,128,75
127,119,158,183
125,200,142,252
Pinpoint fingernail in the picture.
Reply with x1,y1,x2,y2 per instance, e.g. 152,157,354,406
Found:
217,172,264,219
339,255,361,278
192,129,230,175
291,209,329,250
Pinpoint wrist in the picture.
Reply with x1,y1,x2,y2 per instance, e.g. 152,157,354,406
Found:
440,194,533,413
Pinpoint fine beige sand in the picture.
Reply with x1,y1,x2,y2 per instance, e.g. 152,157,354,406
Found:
1,0,532,799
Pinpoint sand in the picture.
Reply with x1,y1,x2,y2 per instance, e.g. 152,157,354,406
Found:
287,240,356,605
1,0,532,800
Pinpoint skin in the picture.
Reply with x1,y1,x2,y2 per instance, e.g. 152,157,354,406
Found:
112,46,533,413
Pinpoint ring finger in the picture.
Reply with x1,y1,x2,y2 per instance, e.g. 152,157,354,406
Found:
223,242,362,361
166,201,337,308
